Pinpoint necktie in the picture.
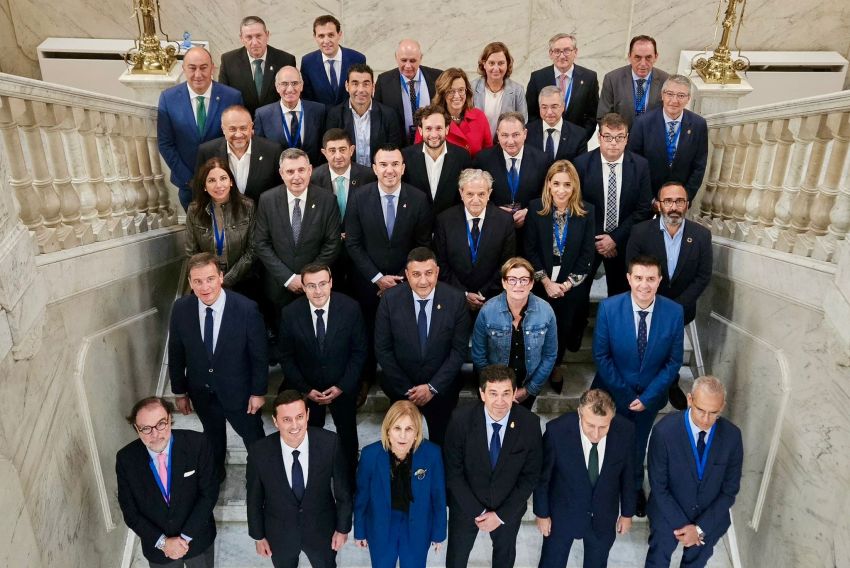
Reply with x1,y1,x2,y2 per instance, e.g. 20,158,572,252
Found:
417,299,429,353
335,176,347,217
328,60,339,95
489,423,502,469
291,449,305,501
697,430,706,459
557,73,567,94
471,217,481,243
291,197,302,245
315,308,326,349
635,78,647,115
156,452,169,502
253,59,264,96
289,111,300,147
545,128,556,163
408,79,418,144
385,194,396,238
637,310,648,361
588,442,599,487
196,95,207,136
508,157,519,199
204,307,214,359
666,120,679,164
604,162,618,232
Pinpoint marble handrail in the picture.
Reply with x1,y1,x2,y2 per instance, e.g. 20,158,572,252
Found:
695,89,850,262
0,72,176,253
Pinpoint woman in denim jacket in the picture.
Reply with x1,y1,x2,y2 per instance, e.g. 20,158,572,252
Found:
471,257,558,409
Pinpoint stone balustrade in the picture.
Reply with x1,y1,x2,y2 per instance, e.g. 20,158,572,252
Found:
695,90,850,262
0,73,176,254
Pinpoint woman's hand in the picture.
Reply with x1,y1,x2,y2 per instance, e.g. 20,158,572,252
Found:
432,541,443,553
355,539,368,549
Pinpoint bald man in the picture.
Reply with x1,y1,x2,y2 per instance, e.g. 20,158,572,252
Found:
158,47,243,210
374,39,443,146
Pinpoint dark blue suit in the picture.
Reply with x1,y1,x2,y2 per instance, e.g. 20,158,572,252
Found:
157,81,243,210
168,290,268,473
645,411,743,568
628,108,708,201
592,292,683,488
253,99,327,166
354,441,447,568
300,47,366,107
534,413,635,568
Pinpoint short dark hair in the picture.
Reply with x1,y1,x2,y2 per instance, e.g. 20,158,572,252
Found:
126,396,174,427
629,35,658,55
479,365,517,390
347,63,373,81
406,246,436,265
322,128,352,148
187,252,221,275
657,181,688,199
627,254,663,275
413,104,450,128
240,16,267,31
578,389,616,416
273,390,307,416
313,15,341,34
599,112,628,132
301,263,332,279
374,143,402,160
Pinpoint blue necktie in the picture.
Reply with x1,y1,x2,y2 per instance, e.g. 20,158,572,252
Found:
666,120,679,165
204,307,214,359
417,299,429,353
291,197,302,245
635,78,647,115
291,449,305,501
328,60,339,95
545,128,556,162
508,157,519,191
385,194,396,238
637,310,648,361
315,308,326,349
489,423,502,469
697,430,706,459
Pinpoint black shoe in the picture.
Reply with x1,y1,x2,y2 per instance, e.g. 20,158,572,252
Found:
668,379,688,410
635,489,647,518
550,378,564,395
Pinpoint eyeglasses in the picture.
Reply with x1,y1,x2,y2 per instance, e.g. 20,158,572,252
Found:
600,134,627,143
446,88,467,97
136,418,169,435
304,280,331,291
276,80,302,89
550,48,575,56
505,276,531,286
662,90,690,101
660,198,688,207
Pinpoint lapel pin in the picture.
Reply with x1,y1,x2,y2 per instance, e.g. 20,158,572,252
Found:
415,468,427,480
270,66,274,72
437,304,442,310
687,129,691,135
580,80,584,85
311,203,316,209
510,421,515,429
687,237,693,243
215,96,220,101
403,203,407,208
259,156,263,160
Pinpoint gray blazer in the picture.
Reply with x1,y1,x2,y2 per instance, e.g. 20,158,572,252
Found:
472,77,529,136
597,64,669,127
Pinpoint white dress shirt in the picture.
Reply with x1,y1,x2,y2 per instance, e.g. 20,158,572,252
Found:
322,50,343,84
503,147,525,173
188,83,213,126
423,144,448,199
248,51,268,79
228,140,252,194
309,297,330,336
279,100,304,140
197,289,227,353
578,420,607,471
630,295,655,338
280,433,310,488
465,206,487,231
542,117,563,156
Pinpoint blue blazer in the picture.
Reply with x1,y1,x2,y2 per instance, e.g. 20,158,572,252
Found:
354,441,447,566
157,82,243,198
300,47,367,107
592,292,683,413
533,413,636,539
647,411,743,538
253,99,327,166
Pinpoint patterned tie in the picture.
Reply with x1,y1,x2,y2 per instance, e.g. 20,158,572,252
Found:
291,450,305,501
385,194,396,238
328,60,339,95
635,78,647,116
545,128,556,162
417,299,429,353
335,176,347,217
204,306,214,359
156,452,169,502
253,59,264,96
557,73,567,94
196,95,207,136
489,423,502,469
408,79,418,144
637,310,648,361
291,197,302,245
604,162,618,232
315,308,326,349
666,120,679,165
697,430,706,459
289,111,300,147
588,442,599,487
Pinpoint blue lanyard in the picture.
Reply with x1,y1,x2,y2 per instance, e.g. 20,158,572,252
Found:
633,74,652,113
208,203,225,256
684,410,717,481
399,71,421,109
552,212,569,256
148,437,174,504
466,219,482,264
281,109,303,148
665,120,682,166
562,75,574,110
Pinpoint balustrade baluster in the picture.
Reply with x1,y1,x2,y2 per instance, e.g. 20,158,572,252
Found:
119,114,148,233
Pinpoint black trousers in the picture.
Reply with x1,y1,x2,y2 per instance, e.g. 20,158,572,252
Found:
308,392,359,483
270,542,337,568
646,518,722,568
446,506,523,568
534,275,593,360
150,543,214,567
191,388,265,473
538,527,616,568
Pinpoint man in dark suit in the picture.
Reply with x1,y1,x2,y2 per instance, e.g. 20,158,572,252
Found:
434,168,515,309
326,64,404,167
598,35,670,128
444,365,543,568
627,182,712,409
217,16,296,116
195,105,282,203
116,397,219,567
279,263,367,480
374,247,470,446
526,33,599,140
248,390,353,568
402,105,472,216
592,255,684,517
374,39,443,145
475,111,548,229
300,15,366,107
628,75,708,201
254,148,341,311
573,112,653,298
254,66,326,166
534,389,636,568
168,253,268,480
645,376,743,568
526,85,588,167
157,47,243,210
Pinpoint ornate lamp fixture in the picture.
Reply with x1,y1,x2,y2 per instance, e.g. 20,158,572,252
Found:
124,0,178,74
693,0,749,84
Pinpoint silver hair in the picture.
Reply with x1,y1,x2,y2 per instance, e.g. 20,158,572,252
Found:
279,147,309,165
496,111,526,130
457,168,494,192
275,65,302,82
692,375,727,399
663,74,693,96
548,33,578,50
539,85,563,102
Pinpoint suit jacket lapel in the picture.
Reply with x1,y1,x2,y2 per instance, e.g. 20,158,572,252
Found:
392,186,412,242
299,302,321,353
495,406,521,470
426,286,449,354
369,187,390,244
369,106,381,157
670,223,695,282
178,87,200,143
212,297,235,362
619,154,634,211
203,85,222,139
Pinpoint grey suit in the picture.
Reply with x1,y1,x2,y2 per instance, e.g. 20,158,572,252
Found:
597,65,669,128
472,77,528,136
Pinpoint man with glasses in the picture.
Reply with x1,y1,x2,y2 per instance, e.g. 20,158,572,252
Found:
526,33,599,140
278,263,367,480
627,182,712,409
628,75,708,201
116,396,219,567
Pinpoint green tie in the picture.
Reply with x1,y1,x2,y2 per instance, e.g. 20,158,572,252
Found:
588,442,599,486
196,95,207,136
253,59,264,96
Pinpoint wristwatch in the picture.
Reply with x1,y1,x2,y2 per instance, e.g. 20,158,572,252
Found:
695,525,705,544
533,270,546,282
